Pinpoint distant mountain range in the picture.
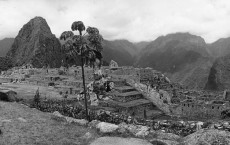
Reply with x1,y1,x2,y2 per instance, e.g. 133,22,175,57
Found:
208,37,230,57
0,38,14,57
1,16,230,90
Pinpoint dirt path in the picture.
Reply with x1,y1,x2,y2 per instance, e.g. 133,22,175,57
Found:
0,102,98,145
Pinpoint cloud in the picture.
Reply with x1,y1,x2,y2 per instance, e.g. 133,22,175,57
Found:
0,0,230,43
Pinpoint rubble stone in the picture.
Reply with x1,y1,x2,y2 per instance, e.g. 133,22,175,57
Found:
96,122,119,133
117,122,128,134
135,125,150,137
51,111,66,122
88,120,101,128
65,116,88,126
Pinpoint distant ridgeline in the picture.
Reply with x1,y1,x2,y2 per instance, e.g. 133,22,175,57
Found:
2,16,230,90
0,57,12,72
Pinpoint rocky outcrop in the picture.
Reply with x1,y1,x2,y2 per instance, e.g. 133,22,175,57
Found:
182,129,230,145
102,40,135,66
205,55,230,90
51,111,88,126
7,17,62,68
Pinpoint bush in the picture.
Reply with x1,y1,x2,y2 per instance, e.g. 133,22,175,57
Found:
163,100,168,104
33,89,40,106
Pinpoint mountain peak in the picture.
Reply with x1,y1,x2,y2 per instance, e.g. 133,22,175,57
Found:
6,16,62,67
161,32,206,44
18,16,52,38
142,32,208,57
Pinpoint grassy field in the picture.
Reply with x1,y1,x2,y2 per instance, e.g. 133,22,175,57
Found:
0,101,99,145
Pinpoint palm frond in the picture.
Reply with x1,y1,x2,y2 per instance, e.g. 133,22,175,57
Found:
88,34,103,43
87,34,103,52
60,31,74,40
62,40,74,52
60,22,103,68
86,27,99,34
71,21,85,32
72,35,88,45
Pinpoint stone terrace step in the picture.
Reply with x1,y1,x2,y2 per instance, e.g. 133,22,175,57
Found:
114,86,136,93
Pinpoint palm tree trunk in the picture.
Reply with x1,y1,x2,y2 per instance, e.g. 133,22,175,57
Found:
77,30,89,121
81,56,89,121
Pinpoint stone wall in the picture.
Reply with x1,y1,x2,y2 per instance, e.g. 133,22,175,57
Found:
181,101,229,118
126,79,172,115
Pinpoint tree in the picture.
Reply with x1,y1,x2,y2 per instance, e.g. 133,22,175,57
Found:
60,21,103,121
34,88,40,107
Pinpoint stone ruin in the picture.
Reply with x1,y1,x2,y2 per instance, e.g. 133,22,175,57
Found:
109,60,119,69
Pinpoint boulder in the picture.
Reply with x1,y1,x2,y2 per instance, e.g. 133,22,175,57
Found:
126,124,139,135
0,90,18,102
81,132,93,140
152,131,181,141
88,120,101,128
18,117,27,122
150,139,179,145
96,122,118,133
51,111,66,122
117,122,128,134
65,116,88,126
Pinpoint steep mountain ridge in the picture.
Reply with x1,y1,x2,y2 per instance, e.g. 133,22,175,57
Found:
137,33,209,72
102,40,135,66
168,57,213,89
133,41,150,50
109,39,139,56
136,32,213,89
205,55,230,90
6,16,62,68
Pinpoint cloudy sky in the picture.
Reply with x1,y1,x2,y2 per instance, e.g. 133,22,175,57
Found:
0,0,230,43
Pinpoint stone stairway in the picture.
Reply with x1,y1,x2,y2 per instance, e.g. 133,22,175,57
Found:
126,79,172,115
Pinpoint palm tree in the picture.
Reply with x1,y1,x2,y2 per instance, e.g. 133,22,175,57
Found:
60,21,103,120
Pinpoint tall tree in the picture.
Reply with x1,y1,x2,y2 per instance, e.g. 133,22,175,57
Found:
60,21,103,120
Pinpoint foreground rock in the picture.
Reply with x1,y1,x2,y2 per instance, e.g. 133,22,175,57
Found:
96,122,118,133
65,116,88,126
150,139,179,145
148,131,181,141
90,137,152,145
182,129,230,145
51,111,88,126
117,123,150,137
